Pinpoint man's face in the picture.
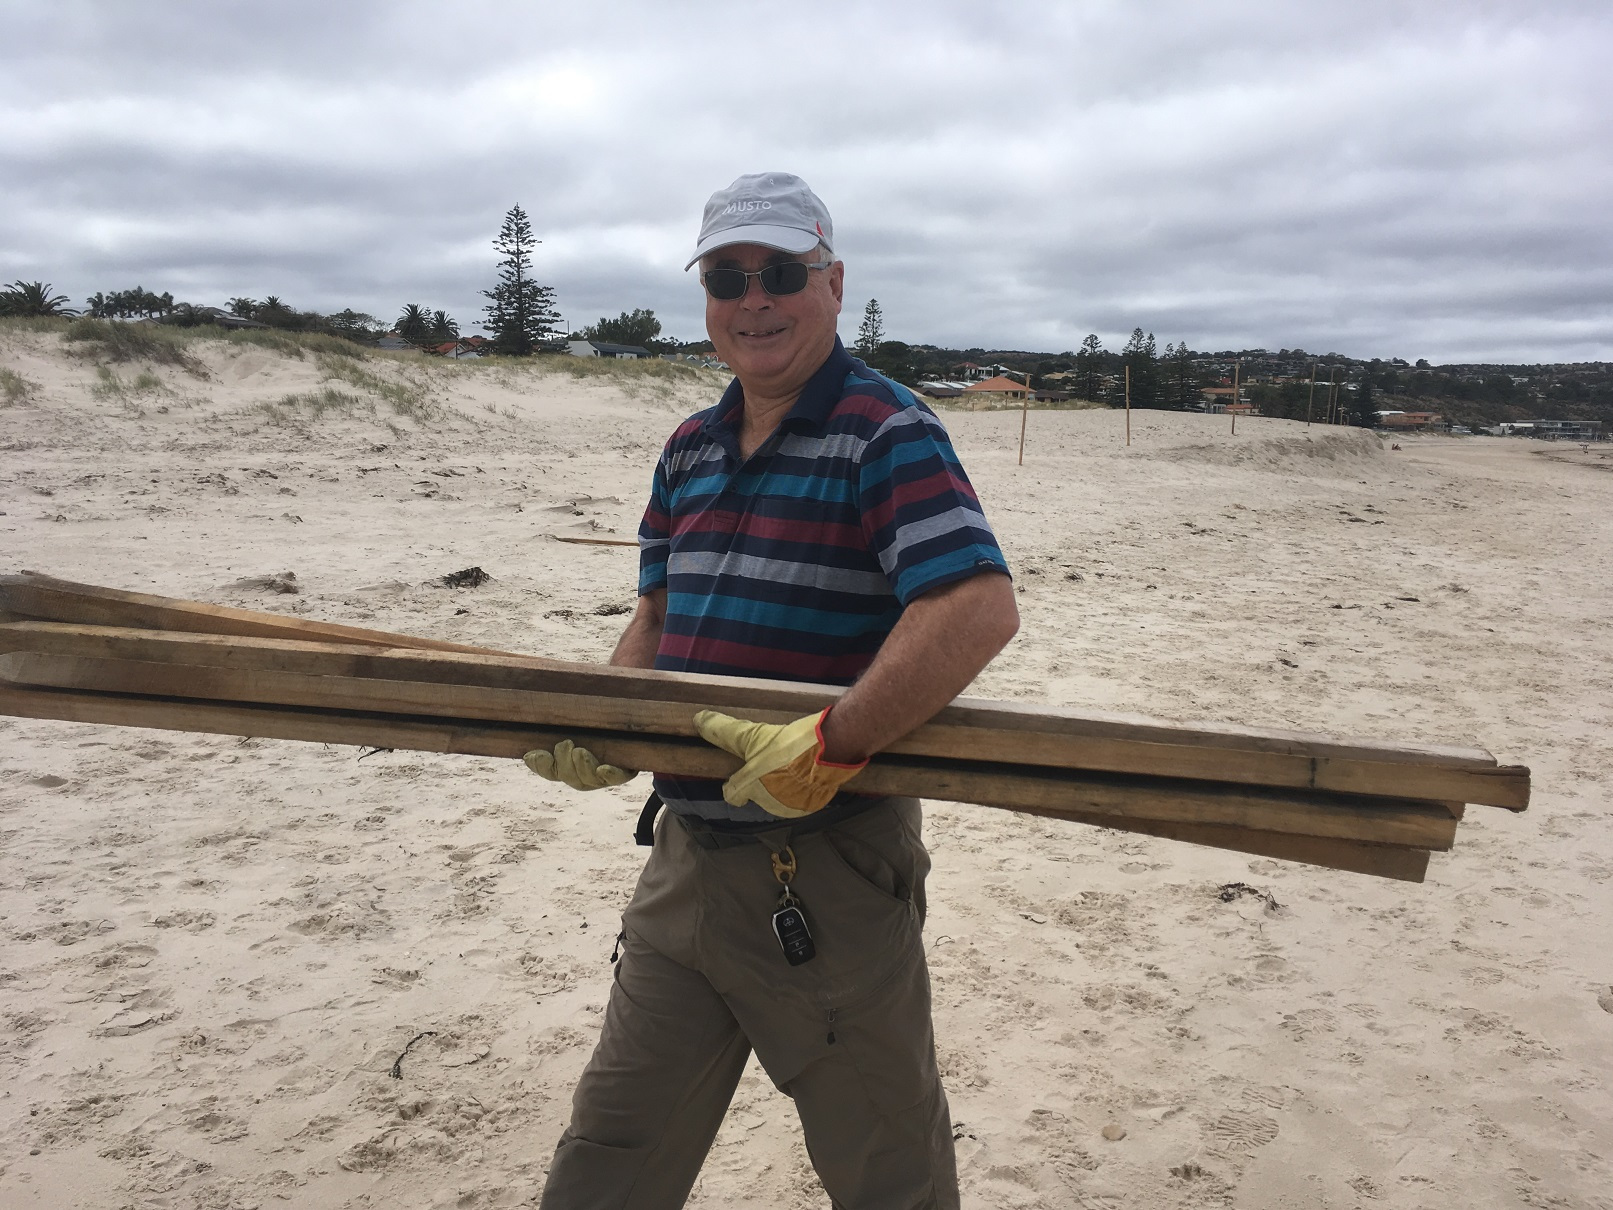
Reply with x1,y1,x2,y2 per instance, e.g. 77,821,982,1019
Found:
702,243,844,397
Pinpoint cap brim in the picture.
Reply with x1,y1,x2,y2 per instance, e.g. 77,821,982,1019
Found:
684,224,823,270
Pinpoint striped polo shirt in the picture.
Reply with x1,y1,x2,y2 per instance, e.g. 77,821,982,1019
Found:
638,337,1010,822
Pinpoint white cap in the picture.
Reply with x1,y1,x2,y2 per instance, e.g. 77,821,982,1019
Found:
685,172,834,270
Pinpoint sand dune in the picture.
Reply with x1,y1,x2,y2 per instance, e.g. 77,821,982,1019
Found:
1,323,1608,1209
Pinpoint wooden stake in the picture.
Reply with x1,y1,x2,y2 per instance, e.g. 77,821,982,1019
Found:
1018,385,1029,466
1306,363,1318,425
1125,365,1131,446
1231,360,1240,435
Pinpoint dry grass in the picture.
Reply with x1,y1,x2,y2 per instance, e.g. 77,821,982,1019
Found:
258,387,372,426
315,355,436,422
62,318,206,374
0,366,36,405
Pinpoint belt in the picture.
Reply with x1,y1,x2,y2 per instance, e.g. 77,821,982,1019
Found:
635,791,885,851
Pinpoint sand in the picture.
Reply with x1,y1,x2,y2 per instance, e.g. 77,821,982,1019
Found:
0,324,1608,1209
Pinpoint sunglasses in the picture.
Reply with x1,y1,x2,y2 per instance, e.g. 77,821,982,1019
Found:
701,260,832,301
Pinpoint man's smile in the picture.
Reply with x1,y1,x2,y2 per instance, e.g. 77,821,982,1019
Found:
736,323,789,339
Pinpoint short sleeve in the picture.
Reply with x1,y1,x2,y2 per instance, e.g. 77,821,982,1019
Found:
637,455,673,595
856,405,1010,605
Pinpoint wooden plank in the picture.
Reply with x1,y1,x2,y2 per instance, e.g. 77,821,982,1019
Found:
1005,807,1430,883
0,683,1433,881
0,573,509,656
0,620,1531,810
0,654,1459,850
550,535,639,547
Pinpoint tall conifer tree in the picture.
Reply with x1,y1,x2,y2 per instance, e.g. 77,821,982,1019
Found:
481,205,559,356
856,299,885,358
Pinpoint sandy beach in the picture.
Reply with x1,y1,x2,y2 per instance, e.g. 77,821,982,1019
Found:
0,325,1608,1209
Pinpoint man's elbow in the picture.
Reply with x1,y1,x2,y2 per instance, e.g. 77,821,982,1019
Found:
993,575,1020,649
974,571,1019,655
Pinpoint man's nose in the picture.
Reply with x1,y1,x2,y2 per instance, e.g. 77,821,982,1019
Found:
739,272,773,305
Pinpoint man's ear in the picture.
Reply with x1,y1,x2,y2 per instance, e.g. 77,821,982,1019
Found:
829,260,845,310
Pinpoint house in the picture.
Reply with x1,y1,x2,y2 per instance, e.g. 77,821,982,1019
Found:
426,339,484,359
206,309,268,330
1376,411,1443,431
568,340,650,360
1528,419,1602,441
1034,389,1071,403
377,334,416,351
1198,386,1242,414
963,375,1032,401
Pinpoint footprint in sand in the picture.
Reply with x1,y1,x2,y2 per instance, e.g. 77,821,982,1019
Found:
1208,1110,1280,1152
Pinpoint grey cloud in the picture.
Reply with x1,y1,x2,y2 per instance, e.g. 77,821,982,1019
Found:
2,0,1608,362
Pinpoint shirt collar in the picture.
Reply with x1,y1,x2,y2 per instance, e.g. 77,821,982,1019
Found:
704,336,855,444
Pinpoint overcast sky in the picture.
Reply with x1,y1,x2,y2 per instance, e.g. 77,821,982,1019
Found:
3,1,1609,364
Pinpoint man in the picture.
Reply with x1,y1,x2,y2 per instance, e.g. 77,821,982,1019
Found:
527,172,1017,1209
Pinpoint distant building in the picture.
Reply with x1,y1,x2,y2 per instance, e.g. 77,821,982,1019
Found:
377,334,416,351
1199,386,1243,414
568,340,650,359
1528,419,1602,441
963,375,1032,401
1376,410,1443,431
426,339,484,359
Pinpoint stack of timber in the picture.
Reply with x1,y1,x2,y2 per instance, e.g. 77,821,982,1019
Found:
0,572,1529,883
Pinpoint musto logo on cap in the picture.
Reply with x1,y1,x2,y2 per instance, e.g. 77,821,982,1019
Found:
723,200,773,215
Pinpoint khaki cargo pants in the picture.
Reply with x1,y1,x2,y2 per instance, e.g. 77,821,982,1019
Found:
539,797,959,1209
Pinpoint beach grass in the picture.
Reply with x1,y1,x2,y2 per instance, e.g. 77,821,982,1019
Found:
315,355,436,422
222,328,370,360
0,366,36,405
258,387,373,426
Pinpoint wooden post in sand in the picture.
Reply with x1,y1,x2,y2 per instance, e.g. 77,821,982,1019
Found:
1125,365,1131,446
1231,360,1240,435
1305,363,1318,425
1327,367,1340,424
1017,384,1029,465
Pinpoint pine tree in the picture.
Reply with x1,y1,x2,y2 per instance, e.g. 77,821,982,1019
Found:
1122,328,1160,408
1076,333,1104,402
855,299,884,358
1166,341,1196,409
481,205,560,356
1355,368,1376,427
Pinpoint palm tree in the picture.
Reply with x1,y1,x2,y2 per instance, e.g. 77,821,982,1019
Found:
429,309,459,341
0,281,77,317
227,297,258,319
257,295,292,329
396,303,431,341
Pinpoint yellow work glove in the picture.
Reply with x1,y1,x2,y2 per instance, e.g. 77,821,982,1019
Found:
693,708,868,819
523,740,636,791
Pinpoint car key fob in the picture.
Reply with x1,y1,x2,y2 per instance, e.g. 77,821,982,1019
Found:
772,889,816,966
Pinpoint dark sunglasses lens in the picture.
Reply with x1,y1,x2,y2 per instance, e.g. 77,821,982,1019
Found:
703,269,747,300
759,262,809,295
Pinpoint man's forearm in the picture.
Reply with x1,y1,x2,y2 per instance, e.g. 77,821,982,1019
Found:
819,572,1018,764
610,589,666,669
